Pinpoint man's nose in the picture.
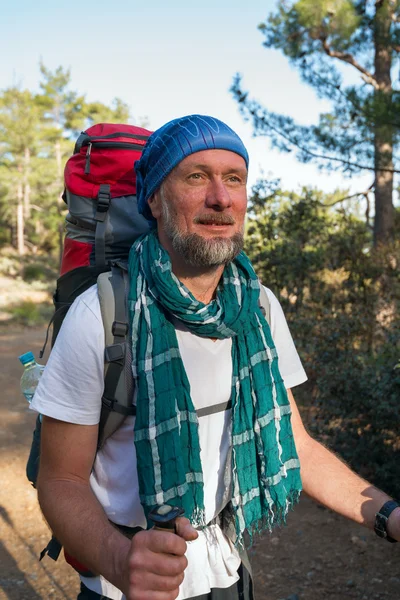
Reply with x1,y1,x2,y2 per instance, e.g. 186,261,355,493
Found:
205,179,232,210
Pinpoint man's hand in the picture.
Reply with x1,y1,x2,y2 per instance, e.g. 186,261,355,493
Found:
124,517,198,600
387,506,400,542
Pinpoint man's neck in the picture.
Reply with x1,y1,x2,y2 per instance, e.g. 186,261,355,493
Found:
155,230,225,304
172,263,225,305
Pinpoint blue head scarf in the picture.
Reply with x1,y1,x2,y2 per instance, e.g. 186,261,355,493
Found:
134,114,249,221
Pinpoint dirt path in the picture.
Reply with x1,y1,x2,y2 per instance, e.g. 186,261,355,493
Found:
0,327,399,600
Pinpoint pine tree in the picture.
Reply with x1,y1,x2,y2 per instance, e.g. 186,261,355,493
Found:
86,97,130,125
36,64,130,262
36,64,88,263
232,0,400,245
0,64,135,257
0,88,42,255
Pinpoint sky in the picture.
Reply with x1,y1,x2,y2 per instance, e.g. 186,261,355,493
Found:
1,0,372,195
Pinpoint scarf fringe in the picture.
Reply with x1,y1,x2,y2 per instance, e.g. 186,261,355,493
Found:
231,489,301,550
189,506,207,530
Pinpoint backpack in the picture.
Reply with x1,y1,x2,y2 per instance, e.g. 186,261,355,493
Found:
28,122,272,575
42,121,152,446
28,122,152,572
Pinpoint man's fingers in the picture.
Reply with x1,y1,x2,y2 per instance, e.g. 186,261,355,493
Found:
131,529,187,557
127,589,180,600
130,549,187,577
129,570,185,592
175,516,198,541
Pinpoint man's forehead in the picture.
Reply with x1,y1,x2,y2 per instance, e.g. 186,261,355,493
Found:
175,149,248,172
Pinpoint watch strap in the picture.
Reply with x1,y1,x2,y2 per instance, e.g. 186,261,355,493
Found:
374,500,399,543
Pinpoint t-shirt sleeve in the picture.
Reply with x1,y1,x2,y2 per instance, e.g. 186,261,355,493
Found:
263,286,307,390
30,286,105,425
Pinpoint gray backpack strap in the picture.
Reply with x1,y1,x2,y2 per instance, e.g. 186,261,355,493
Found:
94,184,111,267
97,265,136,449
258,282,271,327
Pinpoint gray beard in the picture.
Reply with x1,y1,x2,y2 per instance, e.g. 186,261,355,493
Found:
168,230,244,267
161,197,244,267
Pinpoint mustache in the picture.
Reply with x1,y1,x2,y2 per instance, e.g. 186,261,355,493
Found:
193,214,236,225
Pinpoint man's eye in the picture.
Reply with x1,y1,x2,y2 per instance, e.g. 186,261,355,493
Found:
188,173,202,180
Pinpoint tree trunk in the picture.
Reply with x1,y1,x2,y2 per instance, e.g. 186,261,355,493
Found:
373,1,395,246
23,147,31,219
55,140,64,267
17,182,25,255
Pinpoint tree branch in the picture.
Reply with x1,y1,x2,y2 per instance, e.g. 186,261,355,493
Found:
308,69,366,118
320,39,380,90
322,184,374,207
305,68,400,126
247,109,400,173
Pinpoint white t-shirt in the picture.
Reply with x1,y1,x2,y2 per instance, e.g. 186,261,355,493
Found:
32,285,306,600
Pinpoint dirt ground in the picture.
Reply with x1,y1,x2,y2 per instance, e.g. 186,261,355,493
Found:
0,326,399,600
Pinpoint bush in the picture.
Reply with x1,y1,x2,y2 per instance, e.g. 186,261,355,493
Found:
7,300,53,327
0,251,58,284
295,319,400,498
23,263,49,283
22,257,58,284
246,182,400,497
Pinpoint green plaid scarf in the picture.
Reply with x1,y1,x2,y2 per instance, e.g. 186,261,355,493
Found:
128,230,302,545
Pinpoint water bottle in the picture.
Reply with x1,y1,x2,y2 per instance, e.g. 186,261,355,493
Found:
19,351,45,403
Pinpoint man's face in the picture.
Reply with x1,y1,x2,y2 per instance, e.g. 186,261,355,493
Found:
148,149,248,267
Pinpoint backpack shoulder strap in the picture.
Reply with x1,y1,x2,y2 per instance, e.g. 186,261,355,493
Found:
97,265,136,449
258,282,271,327
37,265,135,566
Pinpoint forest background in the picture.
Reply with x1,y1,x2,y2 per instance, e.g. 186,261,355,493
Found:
1,0,399,499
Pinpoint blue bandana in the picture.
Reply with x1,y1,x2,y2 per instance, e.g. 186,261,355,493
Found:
134,114,249,221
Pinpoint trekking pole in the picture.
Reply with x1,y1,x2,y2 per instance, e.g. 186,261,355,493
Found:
148,505,185,533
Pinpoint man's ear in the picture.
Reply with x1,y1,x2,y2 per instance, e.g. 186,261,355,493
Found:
147,190,162,220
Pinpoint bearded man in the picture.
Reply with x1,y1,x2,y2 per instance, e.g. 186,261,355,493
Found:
33,115,400,600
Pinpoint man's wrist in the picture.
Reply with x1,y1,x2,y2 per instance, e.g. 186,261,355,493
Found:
102,528,132,591
387,506,400,542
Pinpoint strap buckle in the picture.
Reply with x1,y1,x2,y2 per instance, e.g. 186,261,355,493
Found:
374,513,388,538
104,343,125,363
112,320,129,337
101,396,136,416
95,185,111,222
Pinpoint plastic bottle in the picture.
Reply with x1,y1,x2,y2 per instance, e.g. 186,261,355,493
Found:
19,351,45,403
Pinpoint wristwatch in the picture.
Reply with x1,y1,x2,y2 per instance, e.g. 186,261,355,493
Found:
374,500,399,542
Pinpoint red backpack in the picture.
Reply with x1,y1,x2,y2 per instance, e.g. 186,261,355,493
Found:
32,123,152,574
61,122,151,275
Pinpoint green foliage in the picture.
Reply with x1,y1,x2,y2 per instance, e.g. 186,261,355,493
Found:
264,0,361,56
38,63,87,137
86,98,130,126
0,88,41,154
234,0,400,244
297,0,361,38
23,262,55,283
7,300,41,325
246,180,400,497
7,300,53,326
0,63,133,257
